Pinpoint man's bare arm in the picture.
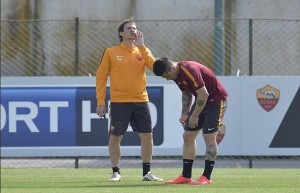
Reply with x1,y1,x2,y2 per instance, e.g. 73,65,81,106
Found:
182,90,192,115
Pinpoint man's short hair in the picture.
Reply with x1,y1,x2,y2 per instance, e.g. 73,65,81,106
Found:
153,57,171,76
118,18,135,42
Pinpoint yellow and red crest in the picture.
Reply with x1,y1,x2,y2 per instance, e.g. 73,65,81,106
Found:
257,85,280,112
136,54,142,61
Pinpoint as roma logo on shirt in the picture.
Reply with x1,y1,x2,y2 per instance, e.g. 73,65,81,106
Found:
136,54,142,61
256,85,280,112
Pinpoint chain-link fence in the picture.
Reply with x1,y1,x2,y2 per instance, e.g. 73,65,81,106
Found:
1,19,300,76
1,156,300,169
1,19,300,168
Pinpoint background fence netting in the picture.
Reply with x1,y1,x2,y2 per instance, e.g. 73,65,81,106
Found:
1,19,300,168
1,19,300,76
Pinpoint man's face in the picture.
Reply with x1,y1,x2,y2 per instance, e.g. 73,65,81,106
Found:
120,22,137,41
161,67,177,80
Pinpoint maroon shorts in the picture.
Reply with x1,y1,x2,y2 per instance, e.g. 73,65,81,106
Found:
108,102,152,135
184,99,227,134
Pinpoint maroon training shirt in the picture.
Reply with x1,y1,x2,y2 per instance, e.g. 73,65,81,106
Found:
174,61,228,105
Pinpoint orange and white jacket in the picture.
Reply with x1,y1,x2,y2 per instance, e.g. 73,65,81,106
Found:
96,42,155,105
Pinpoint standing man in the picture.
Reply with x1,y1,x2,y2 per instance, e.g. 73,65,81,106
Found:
96,18,163,182
153,57,228,185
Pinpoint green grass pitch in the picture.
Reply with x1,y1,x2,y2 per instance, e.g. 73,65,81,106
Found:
1,168,300,193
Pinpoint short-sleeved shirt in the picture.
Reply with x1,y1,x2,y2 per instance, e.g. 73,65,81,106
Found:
174,61,228,106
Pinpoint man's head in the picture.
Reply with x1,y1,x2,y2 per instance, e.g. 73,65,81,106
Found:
118,18,137,42
153,57,178,80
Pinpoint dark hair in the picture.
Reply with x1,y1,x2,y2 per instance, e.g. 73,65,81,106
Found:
118,18,135,42
153,57,172,76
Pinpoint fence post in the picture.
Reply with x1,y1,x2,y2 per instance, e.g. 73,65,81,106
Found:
75,157,79,168
75,17,79,76
249,19,253,76
214,0,225,76
249,156,253,168
32,0,40,76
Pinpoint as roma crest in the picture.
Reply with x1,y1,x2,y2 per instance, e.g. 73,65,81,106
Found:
257,85,280,112
136,54,142,61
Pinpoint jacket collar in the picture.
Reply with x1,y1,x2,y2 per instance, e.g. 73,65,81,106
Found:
120,42,136,51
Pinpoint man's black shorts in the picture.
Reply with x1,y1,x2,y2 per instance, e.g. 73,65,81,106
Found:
184,99,227,134
108,102,152,135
